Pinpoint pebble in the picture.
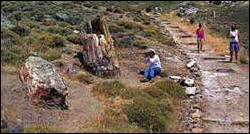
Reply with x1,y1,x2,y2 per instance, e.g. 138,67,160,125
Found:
191,109,202,118
169,76,182,81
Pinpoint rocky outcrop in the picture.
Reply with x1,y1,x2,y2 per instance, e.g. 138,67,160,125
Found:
19,56,68,109
176,3,199,17
79,16,120,78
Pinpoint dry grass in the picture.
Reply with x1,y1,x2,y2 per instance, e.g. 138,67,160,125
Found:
82,98,145,133
1,65,18,74
160,12,229,55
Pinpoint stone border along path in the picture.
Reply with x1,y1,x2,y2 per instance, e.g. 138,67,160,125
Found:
154,15,249,133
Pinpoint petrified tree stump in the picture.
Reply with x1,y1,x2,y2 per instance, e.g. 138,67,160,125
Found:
19,56,68,109
80,16,120,77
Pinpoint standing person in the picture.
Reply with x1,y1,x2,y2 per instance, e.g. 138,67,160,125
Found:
140,48,162,82
196,23,205,53
228,24,240,63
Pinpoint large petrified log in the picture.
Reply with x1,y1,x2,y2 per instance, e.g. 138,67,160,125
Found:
80,16,120,77
19,56,68,109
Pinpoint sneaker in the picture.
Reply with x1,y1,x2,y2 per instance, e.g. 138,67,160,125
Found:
229,58,233,63
140,78,149,83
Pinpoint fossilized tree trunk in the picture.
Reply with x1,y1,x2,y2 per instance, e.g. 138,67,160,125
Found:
80,16,120,77
19,56,68,109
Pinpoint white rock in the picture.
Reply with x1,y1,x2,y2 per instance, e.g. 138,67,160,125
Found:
184,78,195,87
191,109,202,118
169,76,182,81
185,87,197,95
73,30,80,34
186,60,197,68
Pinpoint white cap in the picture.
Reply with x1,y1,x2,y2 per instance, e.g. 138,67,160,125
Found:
145,48,155,53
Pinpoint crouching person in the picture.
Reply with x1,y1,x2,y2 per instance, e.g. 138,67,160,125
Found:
140,48,162,82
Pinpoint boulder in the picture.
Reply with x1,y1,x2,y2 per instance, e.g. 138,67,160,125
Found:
18,56,68,109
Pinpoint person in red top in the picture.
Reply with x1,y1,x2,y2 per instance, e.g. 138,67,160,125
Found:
196,23,205,53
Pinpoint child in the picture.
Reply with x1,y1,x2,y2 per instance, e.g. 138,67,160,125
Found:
228,25,240,63
140,48,162,82
196,23,205,53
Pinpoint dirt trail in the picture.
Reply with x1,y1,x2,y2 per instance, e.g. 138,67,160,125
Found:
157,16,249,133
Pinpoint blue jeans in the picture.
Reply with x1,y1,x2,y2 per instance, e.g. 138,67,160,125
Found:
144,67,161,80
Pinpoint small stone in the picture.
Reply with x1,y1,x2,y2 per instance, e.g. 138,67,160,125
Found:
182,78,195,87
186,87,197,95
169,76,182,81
186,60,197,69
17,119,22,123
191,109,202,118
73,30,80,34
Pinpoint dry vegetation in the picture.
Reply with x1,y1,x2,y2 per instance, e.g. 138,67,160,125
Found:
88,80,186,133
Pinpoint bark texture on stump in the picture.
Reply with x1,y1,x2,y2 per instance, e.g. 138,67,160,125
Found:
80,16,120,77
19,56,68,109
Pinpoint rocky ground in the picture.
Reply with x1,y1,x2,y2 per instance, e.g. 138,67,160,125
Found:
156,14,249,133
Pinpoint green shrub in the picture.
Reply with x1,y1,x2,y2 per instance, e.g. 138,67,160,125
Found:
124,95,167,132
109,23,126,33
23,124,65,133
93,80,126,97
43,19,57,26
12,11,23,21
154,80,186,98
121,87,145,99
143,86,170,100
44,48,62,61
20,18,40,29
133,37,148,49
76,71,93,84
10,24,30,36
66,34,81,44
1,27,21,46
143,28,157,38
47,25,72,36
1,47,20,65
115,20,144,31
158,98,173,112
39,33,65,47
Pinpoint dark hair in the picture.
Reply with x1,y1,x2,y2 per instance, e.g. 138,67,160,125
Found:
199,23,202,28
231,24,237,31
